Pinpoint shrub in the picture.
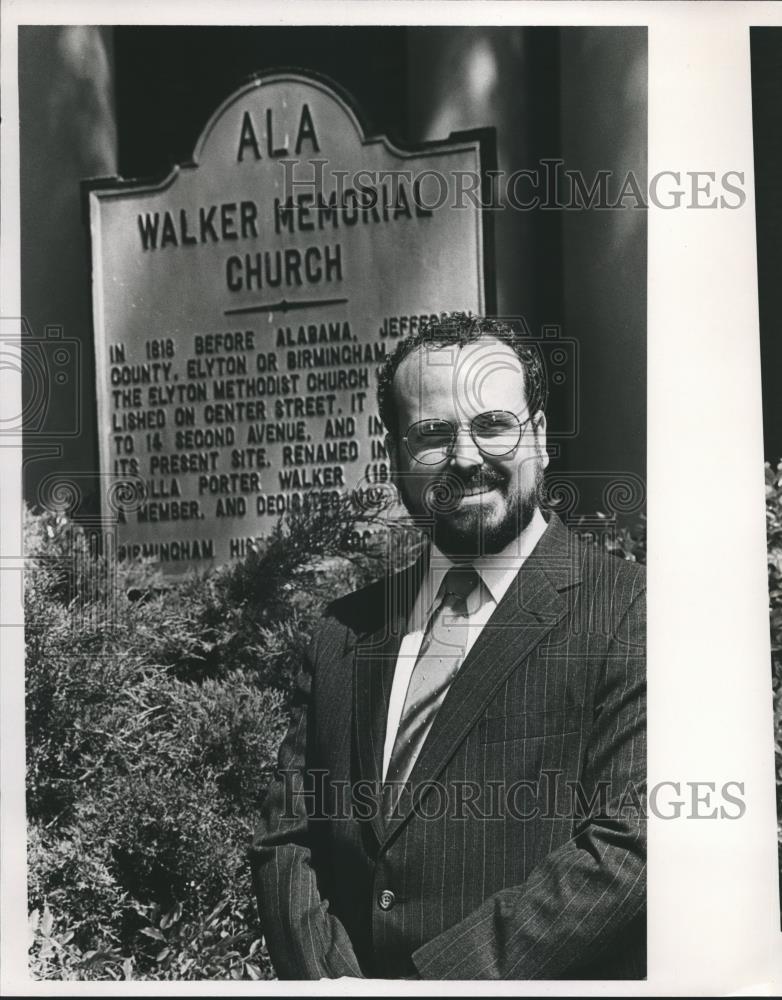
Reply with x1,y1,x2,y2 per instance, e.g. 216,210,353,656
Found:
25,499,374,980
766,462,782,908
25,496,646,979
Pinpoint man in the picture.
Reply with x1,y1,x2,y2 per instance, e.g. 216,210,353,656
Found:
250,313,646,980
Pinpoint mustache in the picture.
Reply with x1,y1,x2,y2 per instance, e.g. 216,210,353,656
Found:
419,469,508,515
450,469,507,491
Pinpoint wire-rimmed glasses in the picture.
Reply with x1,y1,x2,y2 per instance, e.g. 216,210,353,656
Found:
402,410,534,465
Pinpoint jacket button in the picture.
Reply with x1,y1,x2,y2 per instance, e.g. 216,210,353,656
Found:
378,889,395,911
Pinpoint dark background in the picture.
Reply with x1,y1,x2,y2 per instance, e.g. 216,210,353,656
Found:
751,27,782,463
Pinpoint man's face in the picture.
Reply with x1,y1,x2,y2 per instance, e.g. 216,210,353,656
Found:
388,337,549,558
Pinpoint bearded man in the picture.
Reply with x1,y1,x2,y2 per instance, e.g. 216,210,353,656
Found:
251,313,646,980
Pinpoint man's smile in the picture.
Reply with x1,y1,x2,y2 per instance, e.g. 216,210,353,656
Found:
450,471,506,503
458,484,499,501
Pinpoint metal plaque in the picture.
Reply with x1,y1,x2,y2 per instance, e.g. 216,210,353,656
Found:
88,72,490,571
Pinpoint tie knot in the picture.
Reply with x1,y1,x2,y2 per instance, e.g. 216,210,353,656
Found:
443,566,480,602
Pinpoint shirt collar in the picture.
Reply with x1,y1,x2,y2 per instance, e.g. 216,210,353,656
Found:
419,507,549,621
472,507,549,603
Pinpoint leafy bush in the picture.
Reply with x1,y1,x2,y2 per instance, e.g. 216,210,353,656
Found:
766,462,782,908
25,497,645,980
25,498,380,980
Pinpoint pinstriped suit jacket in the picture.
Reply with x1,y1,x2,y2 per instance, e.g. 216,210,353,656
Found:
250,512,646,980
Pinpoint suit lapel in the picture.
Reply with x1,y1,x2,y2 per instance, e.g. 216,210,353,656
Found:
381,513,580,846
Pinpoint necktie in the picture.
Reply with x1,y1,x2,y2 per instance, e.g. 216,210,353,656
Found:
383,566,481,814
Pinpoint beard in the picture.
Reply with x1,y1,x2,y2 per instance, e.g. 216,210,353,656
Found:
398,460,544,558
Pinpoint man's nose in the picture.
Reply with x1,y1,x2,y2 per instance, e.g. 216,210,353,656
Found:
449,426,483,470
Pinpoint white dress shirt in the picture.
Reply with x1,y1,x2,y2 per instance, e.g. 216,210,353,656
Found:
381,508,549,782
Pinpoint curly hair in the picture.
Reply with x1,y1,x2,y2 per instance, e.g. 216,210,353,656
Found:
376,312,548,437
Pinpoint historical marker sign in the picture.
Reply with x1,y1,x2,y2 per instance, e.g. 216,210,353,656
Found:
88,72,491,572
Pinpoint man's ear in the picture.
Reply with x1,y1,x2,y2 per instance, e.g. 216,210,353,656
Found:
532,410,549,470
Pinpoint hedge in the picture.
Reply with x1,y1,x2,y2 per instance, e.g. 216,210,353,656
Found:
767,462,782,913
25,497,650,979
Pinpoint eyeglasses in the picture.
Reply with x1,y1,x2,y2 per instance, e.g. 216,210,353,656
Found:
402,410,534,465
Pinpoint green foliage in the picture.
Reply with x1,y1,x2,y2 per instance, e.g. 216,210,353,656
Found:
25,498,644,980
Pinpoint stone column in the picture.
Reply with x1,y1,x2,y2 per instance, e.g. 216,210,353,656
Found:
20,26,117,515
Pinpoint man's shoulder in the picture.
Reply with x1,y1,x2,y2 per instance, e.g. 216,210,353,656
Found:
316,559,422,639
322,573,389,632
575,534,646,610
577,533,646,590
563,528,646,645
539,513,646,596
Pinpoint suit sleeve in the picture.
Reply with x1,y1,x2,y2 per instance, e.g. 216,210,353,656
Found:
249,632,364,980
411,575,647,980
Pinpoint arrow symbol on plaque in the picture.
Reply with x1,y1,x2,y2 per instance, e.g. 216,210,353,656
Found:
224,296,349,317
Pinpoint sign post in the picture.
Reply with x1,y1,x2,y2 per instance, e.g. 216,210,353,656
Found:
88,72,492,572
